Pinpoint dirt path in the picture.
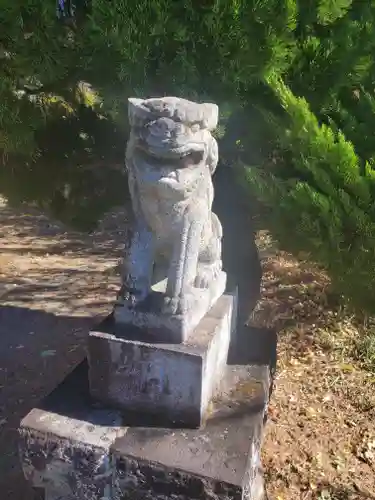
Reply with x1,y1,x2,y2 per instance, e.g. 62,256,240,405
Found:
0,197,130,499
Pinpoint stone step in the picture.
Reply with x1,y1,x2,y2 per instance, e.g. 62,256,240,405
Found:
87,289,237,428
19,358,270,500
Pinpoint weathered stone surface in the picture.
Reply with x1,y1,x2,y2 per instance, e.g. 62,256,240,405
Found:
19,360,269,500
115,96,226,340
21,430,112,500
88,290,237,428
113,364,269,500
19,362,126,500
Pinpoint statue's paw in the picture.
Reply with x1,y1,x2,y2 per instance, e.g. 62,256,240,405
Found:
195,261,222,289
162,294,196,315
194,270,211,289
162,296,181,315
115,285,138,308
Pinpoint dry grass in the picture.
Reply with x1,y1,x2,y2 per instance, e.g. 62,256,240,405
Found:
253,231,375,500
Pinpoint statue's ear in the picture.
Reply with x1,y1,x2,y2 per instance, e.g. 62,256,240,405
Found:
206,136,219,175
128,98,152,128
200,103,219,131
128,97,143,107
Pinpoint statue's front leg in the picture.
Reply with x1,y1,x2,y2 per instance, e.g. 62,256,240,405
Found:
118,224,154,308
163,218,203,315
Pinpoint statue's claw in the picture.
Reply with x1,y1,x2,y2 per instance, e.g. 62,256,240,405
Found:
162,296,181,315
194,261,221,289
162,294,196,315
116,284,139,308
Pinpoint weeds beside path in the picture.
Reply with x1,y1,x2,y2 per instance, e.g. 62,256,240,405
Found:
254,232,375,500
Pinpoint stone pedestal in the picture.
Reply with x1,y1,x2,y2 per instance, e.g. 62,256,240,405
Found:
19,360,269,500
18,292,273,500
88,290,236,428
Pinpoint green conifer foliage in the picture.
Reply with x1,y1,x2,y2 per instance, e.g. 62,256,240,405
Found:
234,0,375,313
244,78,375,313
0,0,298,227
0,0,298,157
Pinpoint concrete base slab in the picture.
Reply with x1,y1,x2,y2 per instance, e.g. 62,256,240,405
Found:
88,290,237,428
19,362,126,500
113,271,227,343
19,360,270,500
112,363,269,500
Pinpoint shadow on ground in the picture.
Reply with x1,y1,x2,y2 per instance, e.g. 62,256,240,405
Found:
0,200,131,499
0,306,99,499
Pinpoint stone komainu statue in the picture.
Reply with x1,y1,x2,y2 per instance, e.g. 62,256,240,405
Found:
117,96,226,328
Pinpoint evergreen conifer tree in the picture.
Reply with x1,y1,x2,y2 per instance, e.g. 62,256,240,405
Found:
244,76,375,313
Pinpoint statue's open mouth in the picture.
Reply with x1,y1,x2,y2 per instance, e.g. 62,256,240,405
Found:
137,140,204,167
